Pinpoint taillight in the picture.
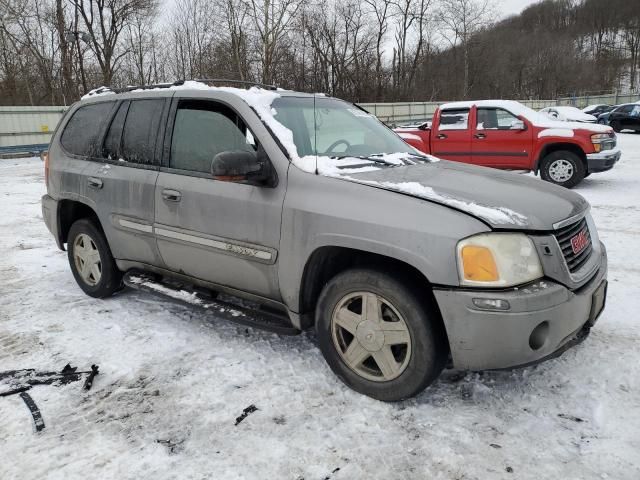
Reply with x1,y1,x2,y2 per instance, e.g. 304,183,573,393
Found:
42,151,49,187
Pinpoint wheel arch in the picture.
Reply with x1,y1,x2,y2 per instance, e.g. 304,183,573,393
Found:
298,246,449,347
534,142,587,174
57,199,102,249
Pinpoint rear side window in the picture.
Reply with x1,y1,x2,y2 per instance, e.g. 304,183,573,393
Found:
103,102,129,160
439,109,469,131
60,102,114,156
120,99,164,164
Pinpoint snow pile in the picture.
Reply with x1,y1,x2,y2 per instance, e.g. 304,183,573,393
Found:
344,179,529,226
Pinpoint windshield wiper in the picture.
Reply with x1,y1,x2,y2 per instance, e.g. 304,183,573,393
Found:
333,153,422,167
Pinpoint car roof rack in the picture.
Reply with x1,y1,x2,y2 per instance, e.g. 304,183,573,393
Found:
85,79,278,97
194,78,278,90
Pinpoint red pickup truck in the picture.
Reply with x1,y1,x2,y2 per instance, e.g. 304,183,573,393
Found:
395,100,620,188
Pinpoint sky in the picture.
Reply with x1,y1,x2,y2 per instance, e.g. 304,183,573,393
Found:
497,0,539,18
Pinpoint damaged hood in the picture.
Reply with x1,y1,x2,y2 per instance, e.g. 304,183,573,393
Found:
341,160,589,230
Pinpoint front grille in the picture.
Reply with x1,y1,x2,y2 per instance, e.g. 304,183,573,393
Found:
554,217,593,273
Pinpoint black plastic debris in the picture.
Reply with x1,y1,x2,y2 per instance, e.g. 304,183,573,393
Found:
0,363,100,432
156,438,183,454
558,413,585,423
234,404,258,426
19,392,45,432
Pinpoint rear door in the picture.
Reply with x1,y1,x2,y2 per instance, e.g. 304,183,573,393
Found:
153,97,285,300
430,108,473,163
83,97,168,267
471,107,533,168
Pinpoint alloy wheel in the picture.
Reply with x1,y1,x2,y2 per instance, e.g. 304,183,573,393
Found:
331,291,412,382
548,159,574,183
73,233,102,286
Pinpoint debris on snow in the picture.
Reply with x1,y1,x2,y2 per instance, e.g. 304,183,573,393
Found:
234,404,259,426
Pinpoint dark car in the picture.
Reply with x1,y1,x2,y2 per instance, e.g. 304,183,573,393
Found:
605,103,640,132
583,104,613,117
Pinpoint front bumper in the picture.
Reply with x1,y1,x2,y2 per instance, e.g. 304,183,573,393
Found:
433,245,607,371
586,148,621,173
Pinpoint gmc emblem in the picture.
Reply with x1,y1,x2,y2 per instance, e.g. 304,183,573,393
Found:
571,229,589,255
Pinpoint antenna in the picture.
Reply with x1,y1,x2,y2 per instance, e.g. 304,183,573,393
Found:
314,94,318,175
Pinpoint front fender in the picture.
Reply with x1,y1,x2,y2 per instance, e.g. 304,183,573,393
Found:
278,167,489,312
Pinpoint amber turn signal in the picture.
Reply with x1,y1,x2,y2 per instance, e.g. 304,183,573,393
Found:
461,245,499,282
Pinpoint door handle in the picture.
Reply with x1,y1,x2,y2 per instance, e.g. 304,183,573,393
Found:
87,177,103,189
436,133,448,139
162,189,182,202
474,133,487,139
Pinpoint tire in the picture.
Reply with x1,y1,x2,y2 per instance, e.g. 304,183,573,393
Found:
611,120,621,133
315,268,447,402
67,218,122,298
539,150,586,189
597,118,606,125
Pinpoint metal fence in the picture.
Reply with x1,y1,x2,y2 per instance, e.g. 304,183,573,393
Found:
557,92,640,108
0,106,67,154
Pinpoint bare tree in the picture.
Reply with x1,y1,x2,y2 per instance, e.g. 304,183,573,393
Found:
71,0,158,85
438,0,495,98
363,0,393,101
245,0,302,84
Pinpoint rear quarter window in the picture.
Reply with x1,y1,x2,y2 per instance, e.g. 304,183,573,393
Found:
60,102,114,156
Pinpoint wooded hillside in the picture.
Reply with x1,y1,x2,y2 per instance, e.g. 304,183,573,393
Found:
0,0,638,105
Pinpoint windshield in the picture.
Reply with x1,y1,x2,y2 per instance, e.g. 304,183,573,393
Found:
271,96,414,158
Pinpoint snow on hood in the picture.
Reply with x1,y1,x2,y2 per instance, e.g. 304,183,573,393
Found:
342,162,589,230
346,179,529,226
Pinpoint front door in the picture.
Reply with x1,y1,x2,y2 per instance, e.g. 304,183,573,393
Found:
430,108,473,163
471,107,533,168
154,98,285,300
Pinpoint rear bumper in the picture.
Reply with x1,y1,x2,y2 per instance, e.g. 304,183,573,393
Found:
586,148,621,173
433,245,607,371
41,194,64,250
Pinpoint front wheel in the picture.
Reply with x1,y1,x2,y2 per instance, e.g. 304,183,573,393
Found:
540,151,586,189
67,218,122,298
316,269,447,401
610,120,621,132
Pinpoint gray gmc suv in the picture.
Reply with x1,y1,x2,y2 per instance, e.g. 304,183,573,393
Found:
42,80,608,401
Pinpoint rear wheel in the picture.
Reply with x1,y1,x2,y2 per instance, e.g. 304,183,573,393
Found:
540,150,585,189
67,219,122,298
316,268,447,401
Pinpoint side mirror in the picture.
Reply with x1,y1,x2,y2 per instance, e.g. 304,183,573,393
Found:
511,119,526,130
418,121,431,131
211,149,275,186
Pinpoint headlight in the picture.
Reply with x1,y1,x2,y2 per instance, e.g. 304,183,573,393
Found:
457,233,543,287
591,133,611,152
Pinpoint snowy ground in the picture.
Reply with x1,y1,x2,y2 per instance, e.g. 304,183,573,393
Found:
1,136,639,480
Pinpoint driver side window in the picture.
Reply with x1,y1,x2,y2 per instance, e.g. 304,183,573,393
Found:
170,100,256,174
477,108,520,130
